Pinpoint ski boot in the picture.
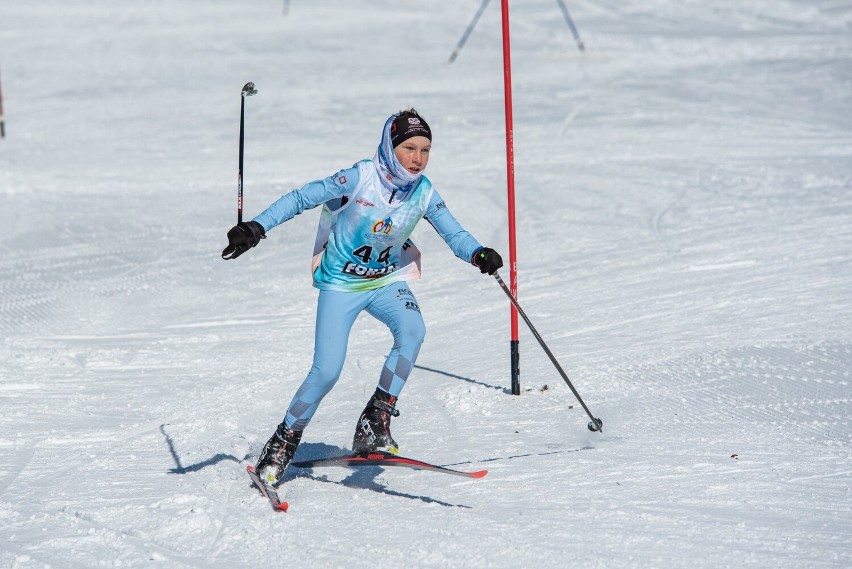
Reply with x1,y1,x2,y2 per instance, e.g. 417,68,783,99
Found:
255,424,303,485
352,388,400,455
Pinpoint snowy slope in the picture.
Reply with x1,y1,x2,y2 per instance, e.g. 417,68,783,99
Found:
1,1,850,568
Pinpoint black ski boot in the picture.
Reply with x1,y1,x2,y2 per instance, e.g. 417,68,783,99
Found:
352,389,400,455
255,424,303,485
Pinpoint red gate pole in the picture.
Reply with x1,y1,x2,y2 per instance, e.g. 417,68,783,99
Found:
500,0,520,395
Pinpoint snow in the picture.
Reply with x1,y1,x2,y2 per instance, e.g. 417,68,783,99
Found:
1,0,851,567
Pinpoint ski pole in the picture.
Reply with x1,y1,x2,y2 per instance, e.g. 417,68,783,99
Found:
237,82,258,224
493,272,603,432
555,0,585,52
448,0,491,63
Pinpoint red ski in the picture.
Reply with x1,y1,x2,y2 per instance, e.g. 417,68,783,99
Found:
246,465,289,512
291,451,488,479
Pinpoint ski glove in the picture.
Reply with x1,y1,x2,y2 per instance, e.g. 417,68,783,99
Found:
222,221,265,260
473,247,504,275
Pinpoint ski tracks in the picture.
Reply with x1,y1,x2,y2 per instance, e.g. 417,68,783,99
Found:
614,343,851,443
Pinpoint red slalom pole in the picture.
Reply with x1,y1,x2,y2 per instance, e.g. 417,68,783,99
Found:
500,0,520,395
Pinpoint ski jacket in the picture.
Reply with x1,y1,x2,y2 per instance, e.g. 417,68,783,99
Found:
253,160,483,291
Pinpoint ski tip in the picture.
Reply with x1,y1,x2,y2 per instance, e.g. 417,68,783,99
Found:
247,465,289,512
470,469,488,479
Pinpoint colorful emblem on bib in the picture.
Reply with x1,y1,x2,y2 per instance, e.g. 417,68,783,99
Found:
372,217,393,235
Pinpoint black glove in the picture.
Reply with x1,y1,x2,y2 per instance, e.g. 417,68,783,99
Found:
221,221,265,260
473,247,503,275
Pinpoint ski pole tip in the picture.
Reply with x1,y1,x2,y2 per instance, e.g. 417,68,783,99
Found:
588,418,603,432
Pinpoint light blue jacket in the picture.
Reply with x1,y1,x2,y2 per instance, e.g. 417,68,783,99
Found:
253,161,483,290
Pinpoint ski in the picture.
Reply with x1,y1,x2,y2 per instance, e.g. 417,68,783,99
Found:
292,451,488,479
246,465,289,512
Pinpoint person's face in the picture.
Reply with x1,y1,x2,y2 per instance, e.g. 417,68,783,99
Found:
393,136,431,174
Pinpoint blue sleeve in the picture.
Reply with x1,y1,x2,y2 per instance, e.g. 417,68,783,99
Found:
424,189,483,264
252,166,360,233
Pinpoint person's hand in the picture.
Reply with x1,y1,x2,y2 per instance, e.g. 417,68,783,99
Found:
473,247,503,275
222,221,265,260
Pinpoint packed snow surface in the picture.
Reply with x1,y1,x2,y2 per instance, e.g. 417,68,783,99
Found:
1,1,850,568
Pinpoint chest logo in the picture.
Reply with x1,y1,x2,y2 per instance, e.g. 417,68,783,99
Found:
372,217,393,235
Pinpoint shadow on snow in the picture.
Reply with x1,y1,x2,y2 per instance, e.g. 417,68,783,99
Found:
286,442,473,509
414,364,512,394
160,428,474,508
160,424,249,474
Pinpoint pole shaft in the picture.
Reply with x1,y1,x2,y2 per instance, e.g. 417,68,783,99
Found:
494,273,599,424
0,66,5,138
449,0,491,63
555,0,585,51
510,340,520,394
500,0,520,395
238,94,246,224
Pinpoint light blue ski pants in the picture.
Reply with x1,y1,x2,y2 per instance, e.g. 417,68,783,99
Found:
283,282,425,431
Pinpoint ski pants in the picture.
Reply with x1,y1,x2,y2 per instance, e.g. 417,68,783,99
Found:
283,282,425,431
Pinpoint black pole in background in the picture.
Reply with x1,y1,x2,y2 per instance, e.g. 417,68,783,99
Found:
554,0,586,52
0,65,6,138
449,0,586,64
448,0,491,63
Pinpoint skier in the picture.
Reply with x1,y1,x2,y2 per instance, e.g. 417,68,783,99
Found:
222,109,503,485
